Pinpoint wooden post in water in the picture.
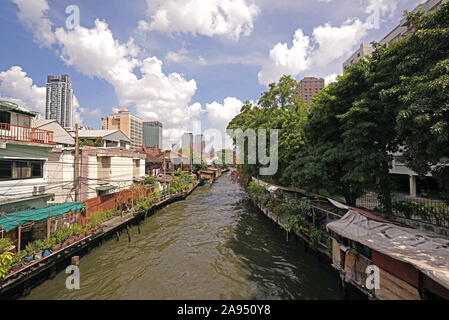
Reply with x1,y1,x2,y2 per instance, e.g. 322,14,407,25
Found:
127,225,131,242
116,231,120,241
71,256,80,266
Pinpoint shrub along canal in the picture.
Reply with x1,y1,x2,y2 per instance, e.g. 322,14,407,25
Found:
24,173,342,300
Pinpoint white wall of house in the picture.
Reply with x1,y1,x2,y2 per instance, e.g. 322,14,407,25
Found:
0,143,50,203
86,155,98,200
46,150,76,204
46,151,63,204
139,160,145,178
111,156,134,191
46,147,147,202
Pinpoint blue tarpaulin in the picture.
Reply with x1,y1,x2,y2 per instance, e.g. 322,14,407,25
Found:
0,202,85,232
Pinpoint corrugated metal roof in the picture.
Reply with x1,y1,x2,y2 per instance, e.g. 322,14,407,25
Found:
0,101,36,116
75,130,131,142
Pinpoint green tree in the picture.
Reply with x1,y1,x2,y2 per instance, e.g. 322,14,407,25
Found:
386,4,449,182
284,65,372,206
227,75,308,183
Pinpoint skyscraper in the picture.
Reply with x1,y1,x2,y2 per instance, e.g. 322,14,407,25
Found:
182,133,193,152
194,134,205,155
143,121,163,149
101,108,143,151
45,75,73,127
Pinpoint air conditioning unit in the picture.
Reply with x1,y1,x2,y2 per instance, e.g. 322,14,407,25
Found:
33,185,46,196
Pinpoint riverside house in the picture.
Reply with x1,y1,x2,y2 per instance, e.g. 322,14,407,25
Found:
0,101,54,214
47,145,146,203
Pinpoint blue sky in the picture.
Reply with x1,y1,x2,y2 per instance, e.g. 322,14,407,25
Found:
0,0,423,148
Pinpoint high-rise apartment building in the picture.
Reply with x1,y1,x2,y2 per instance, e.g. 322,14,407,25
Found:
343,42,375,72
101,108,142,151
45,75,73,127
143,121,163,149
342,0,443,72
298,77,325,106
194,134,205,155
182,133,193,152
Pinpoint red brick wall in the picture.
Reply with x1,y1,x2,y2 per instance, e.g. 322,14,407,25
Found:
82,184,154,224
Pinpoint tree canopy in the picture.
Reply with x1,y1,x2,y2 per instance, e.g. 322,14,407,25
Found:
227,2,449,210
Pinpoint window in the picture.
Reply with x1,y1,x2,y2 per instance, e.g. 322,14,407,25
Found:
31,161,43,178
0,160,43,180
13,161,30,179
0,111,11,124
0,161,12,179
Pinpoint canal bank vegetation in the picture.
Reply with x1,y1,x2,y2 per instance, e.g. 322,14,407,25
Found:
228,4,449,224
247,181,332,254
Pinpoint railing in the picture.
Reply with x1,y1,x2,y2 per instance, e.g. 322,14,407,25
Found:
0,123,53,145
357,192,449,227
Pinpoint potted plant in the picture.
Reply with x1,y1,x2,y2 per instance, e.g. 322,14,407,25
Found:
62,229,74,247
55,229,68,248
23,243,35,263
88,212,100,232
42,238,53,257
50,236,60,252
34,239,45,260
10,252,26,272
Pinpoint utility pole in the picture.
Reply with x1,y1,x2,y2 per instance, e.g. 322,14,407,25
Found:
190,146,193,174
74,123,80,202
163,154,166,185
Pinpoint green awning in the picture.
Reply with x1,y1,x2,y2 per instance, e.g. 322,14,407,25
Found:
0,202,85,232
96,185,117,192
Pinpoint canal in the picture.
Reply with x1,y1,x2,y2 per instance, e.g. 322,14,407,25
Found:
24,174,342,300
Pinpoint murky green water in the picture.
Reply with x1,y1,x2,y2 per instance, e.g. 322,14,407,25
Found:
24,174,342,300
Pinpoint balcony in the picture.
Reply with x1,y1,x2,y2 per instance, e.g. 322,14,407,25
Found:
0,123,53,145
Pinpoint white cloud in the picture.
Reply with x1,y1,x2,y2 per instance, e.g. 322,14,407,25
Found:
54,20,140,82
0,66,88,124
324,74,338,86
206,97,243,148
79,106,100,117
0,66,46,113
72,95,83,125
166,48,189,63
258,29,311,86
366,0,398,17
8,0,250,148
138,0,260,41
310,19,368,66
10,0,55,48
53,19,201,147
258,19,368,86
